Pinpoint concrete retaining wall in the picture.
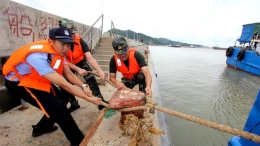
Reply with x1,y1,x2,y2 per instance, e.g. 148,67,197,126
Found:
0,0,101,57
0,0,102,87
148,53,174,146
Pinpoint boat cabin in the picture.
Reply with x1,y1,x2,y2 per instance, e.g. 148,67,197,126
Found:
235,23,260,52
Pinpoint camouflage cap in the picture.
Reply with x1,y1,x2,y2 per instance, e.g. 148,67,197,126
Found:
58,18,77,33
70,26,77,33
112,37,128,54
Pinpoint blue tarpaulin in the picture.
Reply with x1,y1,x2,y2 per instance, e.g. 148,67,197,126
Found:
238,24,254,43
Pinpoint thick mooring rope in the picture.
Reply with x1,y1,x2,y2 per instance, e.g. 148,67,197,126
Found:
89,71,260,144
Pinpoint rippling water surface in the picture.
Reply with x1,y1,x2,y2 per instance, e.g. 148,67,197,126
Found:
149,46,260,146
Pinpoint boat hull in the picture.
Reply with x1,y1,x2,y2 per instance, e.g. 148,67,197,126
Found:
226,47,260,76
228,89,260,146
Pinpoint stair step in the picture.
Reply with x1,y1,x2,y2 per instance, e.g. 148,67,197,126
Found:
94,47,114,51
98,43,113,47
94,49,114,52
96,60,110,65
93,55,112,60
89,37,114,83
94,48,114,52
92,50,114,55
100,37,114,41
94,46,114,49
99,65,109,71
99,39,113,43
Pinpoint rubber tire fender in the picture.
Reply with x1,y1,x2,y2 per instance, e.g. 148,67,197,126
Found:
237,50,245,61
226,47,234,56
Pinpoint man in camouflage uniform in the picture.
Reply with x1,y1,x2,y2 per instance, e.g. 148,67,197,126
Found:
109,37,152,95
59,18,108,111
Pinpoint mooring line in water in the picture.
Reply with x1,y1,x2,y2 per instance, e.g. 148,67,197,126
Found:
89,71,260,144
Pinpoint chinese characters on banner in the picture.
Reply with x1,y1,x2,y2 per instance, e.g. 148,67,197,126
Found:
3,7,61,41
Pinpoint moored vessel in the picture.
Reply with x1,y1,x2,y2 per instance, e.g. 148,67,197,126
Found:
226,23,260,76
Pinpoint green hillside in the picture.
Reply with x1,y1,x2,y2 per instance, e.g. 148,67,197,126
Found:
108,29,204,47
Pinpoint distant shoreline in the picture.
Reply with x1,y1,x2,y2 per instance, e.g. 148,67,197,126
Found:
148,45,211,49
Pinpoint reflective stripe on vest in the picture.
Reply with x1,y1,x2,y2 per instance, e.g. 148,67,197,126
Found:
3,40,64,118
3,40,64,92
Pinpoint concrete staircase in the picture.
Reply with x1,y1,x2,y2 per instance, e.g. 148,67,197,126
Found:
91,37,115,84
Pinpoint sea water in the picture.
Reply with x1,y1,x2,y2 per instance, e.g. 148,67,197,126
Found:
149,46,260,146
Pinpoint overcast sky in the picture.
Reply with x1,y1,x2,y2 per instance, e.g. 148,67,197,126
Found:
11,0,260,47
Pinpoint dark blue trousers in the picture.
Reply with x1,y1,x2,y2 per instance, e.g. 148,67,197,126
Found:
5,79,84,145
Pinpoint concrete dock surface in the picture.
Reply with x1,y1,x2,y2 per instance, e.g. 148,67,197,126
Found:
0,45,168,146
0,82,118,146
0,0,171,143
0,79,162,146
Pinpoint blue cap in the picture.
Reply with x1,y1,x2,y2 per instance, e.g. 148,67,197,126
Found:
49,27,75,44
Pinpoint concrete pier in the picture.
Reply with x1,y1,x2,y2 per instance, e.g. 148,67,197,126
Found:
0,0,173,145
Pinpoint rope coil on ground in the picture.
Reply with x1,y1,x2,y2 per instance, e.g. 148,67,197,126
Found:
89,71,260,144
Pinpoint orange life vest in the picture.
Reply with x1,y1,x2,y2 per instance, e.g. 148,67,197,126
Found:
3,40,64,92
3,40,64,118
66,34,84,64
114,48,141,79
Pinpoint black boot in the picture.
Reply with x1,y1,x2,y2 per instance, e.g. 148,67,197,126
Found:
136,72,146,94
84,75,108,110
98,97,109,110
139,84,146,94
68,100,80,113
94,94,109,110
32,125,58,137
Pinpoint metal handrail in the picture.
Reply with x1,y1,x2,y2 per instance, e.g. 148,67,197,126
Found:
87,26,103,44
110,21,117,38
81,14,104,53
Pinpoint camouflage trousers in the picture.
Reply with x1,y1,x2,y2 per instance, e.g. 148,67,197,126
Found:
121,71,146,93
61,60,103,102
